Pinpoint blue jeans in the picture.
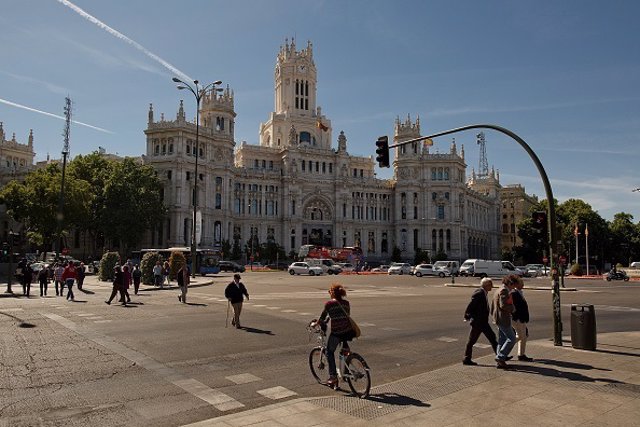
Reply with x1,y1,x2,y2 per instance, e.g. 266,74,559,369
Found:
496,324,516,361
326,333,351,378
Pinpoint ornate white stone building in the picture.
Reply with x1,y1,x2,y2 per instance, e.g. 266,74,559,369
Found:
143,39,502,261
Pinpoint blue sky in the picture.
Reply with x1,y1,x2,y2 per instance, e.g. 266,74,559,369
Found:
1,0,639,221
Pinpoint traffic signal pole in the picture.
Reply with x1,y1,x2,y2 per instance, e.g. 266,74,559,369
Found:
379,124,563,346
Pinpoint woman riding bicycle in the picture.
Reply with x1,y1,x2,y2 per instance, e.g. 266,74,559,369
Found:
316,283,356,387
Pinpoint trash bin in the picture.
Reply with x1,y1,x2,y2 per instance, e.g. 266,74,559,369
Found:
570,304,597,350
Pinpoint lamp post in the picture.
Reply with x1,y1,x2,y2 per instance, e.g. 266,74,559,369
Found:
172,77,222,277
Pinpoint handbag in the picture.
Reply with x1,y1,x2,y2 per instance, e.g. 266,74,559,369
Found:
338,301,361,338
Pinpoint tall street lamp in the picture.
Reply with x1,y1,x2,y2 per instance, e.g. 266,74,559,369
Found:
172,77,222,277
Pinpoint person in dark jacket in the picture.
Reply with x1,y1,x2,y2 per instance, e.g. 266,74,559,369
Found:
511,278,533,361
76,262,86,291
132,265,142,295
225,274,249,328
38,266,49,297
105,265,126,306
463,277,498,365
177,264,190,303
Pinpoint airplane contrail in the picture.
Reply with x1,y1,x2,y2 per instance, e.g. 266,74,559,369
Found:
0,97,114,134
57,0,193,82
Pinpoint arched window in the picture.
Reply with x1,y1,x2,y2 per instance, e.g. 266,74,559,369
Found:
299,131,311,144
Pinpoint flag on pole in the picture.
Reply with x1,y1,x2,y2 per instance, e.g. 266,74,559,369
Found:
316,119,328,131
585,223,589,236
574,224,579,236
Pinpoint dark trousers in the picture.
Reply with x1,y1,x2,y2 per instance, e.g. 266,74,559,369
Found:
56,279,65,295
22,280,31,296
107,285,125,303
464,322,498,360
65,279,75,300
39,279,48,296
133,279,140,294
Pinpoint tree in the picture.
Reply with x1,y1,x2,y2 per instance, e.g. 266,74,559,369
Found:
0,163,91,254
103,158,166,255
608,212,639,266
221,239,232,260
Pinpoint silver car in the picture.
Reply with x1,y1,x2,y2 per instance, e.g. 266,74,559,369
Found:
288,262,324,276
387,263,413,275
414,263,449,278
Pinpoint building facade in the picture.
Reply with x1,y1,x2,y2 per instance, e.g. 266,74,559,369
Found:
143,39,502,262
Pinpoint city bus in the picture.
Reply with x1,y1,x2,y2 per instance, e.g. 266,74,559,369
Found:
140,247,221,275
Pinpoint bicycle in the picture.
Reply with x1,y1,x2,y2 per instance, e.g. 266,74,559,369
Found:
307,320,371,398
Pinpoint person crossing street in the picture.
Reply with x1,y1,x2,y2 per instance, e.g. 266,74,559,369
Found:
225,274,249,328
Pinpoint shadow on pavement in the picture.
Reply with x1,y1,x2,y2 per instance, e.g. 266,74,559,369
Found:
0,311,37,328
595,348,640,358
508,363,624,384
79,289,95,295
241,326,275,335
534,358,611,371
126,302,145,306
185,302,207,307
366,392,430,407
69,300,87,303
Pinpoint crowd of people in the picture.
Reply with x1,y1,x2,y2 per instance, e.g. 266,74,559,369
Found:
14,258,87,299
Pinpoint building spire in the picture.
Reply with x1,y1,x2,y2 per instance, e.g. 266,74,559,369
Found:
177,100,185,121
148,103,154,124
28,129,33,147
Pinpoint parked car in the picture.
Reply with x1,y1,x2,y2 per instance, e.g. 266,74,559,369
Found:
432,260,459,276
371,264,390,272
413,264,447,277
387,262,413,275
288,262,324,276
525,264,545,277
630,262,640,269
502,261,525,277
218,260,246,273
337,262,355,272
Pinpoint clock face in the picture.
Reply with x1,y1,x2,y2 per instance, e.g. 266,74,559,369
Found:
298,64,306,73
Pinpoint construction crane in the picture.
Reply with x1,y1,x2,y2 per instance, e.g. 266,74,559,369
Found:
476,132,489,177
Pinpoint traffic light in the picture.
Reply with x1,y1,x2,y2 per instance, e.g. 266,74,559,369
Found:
531,211,547,233
1,242,8,256
375,136,390,168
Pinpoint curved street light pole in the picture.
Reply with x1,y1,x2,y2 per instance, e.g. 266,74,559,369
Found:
389,124,563,346
172,78,222,278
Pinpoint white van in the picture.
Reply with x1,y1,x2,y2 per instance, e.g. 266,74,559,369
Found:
459,259,506,278
432,260,460,276
304,258,342,275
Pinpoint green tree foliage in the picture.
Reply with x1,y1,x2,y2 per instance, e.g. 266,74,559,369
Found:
168,251,186,280
231,241,243,261
99,251,121,281
98,158,165,255
0,163,91,253
221,239,231,260
141,251,162,285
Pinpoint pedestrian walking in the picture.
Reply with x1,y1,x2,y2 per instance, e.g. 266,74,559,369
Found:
163,261,171,287
462,277,498,366
132,264,142,295
153,261,163,288
61,261,77,301
511,277,533,361
76,262,86,291
122,264,132,303
38,267,49,297
225,274,249,328
176,264,190,303
105,265,126,305
54,262,65,296
22,262,33,296
491,274,518,369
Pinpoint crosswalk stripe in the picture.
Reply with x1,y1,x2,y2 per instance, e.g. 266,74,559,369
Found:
474,343,491,349
436,336,458,343
281,309,297,313
94,320,112,324
226,373,262,384
257,386,297,400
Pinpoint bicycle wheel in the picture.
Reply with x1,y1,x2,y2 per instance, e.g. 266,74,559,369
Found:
309,347,327,383
345,353,371,398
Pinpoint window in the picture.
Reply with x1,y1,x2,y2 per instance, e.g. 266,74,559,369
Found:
437,205,445,220
432,192,437,200
300,131,311,144
167,171,172,180
445,192,449,200
329,163,333,174
302,160,306,171
186,171,191,181
502,224,508,233
431,169,436,180
444,168,449,180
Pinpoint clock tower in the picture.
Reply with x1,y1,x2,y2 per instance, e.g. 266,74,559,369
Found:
260,38,331,150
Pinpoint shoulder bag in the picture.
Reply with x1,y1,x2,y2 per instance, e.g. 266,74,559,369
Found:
338,301,361,338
